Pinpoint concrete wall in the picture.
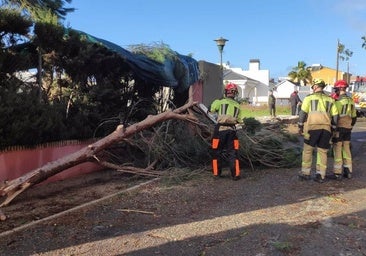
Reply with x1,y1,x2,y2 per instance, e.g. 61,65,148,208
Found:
198,61,223,107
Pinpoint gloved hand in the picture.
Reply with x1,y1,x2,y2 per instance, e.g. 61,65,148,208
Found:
298,125,304,135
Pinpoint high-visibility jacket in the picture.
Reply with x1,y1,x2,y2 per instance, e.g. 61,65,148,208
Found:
335,94,357,129
299,91,339,131
210,97,244,125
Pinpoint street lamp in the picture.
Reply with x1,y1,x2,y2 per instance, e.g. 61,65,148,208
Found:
214,37,228,70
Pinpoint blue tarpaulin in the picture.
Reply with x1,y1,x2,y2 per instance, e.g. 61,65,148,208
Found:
75,30,200,92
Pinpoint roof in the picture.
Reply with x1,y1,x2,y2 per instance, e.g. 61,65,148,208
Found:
223,69,256,82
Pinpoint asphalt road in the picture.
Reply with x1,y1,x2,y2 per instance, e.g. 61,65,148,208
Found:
351,118,366,158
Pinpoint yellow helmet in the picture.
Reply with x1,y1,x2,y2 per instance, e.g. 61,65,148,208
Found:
312,78,326,87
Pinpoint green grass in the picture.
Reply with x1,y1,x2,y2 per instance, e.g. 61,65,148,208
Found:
272,241,293,252
241,104,291,117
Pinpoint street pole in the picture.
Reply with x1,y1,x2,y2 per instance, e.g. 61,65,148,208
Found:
214,37,228,70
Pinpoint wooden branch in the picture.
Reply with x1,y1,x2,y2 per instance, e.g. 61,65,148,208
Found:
0,90,198,207
117,209,155,215
95,158,160,177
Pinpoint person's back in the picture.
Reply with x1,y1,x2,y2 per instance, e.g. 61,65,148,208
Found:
211,97,243,126
332,80,357,179
289,91,301,115
301,91,336,131
210,83,244,180
298,79,338,183
336,94,356,129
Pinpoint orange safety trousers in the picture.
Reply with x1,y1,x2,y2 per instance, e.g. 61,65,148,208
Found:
212,129,240,178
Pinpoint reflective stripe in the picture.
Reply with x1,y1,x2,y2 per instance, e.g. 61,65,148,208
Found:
233,106,239,118
212,138,219,149
233,139,239,150
235,159,240,177
212,159,219,176
220,104,228,115
219,103,239,118
310,99,332,112
325,101,331,113
311,99,318,111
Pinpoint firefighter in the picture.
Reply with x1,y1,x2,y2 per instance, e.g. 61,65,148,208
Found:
298,78,339,183
332,80,357,179
210,82,245,180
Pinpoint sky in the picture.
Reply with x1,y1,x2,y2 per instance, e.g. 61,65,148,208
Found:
64,0,366,80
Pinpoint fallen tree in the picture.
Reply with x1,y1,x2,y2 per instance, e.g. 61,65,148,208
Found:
0,87,199,207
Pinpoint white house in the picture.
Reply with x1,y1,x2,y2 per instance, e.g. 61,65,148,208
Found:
274,79,312,104
223,59,270,105
223,69,259,103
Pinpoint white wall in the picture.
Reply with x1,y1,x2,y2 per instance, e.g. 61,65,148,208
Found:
224,60,270,105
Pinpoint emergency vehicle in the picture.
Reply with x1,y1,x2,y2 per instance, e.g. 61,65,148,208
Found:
350,77,366,117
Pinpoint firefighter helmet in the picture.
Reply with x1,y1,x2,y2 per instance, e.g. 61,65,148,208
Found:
224,83,238,97
334,80,348,88
225,83,238,91
312,78,326,87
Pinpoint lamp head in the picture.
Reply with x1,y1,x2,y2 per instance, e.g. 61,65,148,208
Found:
214,37,228,52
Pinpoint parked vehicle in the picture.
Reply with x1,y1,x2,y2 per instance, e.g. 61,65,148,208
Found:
350,78,366,117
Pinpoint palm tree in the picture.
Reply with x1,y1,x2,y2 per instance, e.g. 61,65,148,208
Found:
288,61,312,86
336,39,353,81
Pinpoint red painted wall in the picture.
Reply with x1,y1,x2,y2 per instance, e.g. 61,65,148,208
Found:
0,141,102,184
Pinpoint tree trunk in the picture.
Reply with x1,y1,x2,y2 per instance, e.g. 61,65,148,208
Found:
0,88,197,207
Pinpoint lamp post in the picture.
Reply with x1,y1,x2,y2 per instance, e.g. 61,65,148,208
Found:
214,37,228,70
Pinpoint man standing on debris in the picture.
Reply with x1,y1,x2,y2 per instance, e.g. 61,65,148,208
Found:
289,90,302,115
331,80,357,180
210,82,244,180
298,79,339,183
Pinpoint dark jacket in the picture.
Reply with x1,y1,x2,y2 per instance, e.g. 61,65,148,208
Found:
289,92,301,106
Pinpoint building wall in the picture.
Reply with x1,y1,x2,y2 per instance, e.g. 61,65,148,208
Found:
198,61,223,107
311,66,345,85
275,80,297,99
0,141,102,184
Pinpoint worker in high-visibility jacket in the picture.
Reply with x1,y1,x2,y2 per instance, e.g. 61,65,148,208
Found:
331,80,357,179
298,79,339,183
210,83,245,180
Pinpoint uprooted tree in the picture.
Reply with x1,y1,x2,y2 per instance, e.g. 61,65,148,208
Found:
0,98,302,212
0,88,202,208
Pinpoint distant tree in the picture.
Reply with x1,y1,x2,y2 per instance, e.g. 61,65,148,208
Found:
2,0,75,100
2,0,75,20
0,8,33,74
0,8,32,47
288,61,312,86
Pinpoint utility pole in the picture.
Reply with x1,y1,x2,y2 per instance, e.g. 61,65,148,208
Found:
336,39,340,81
335,39,353,82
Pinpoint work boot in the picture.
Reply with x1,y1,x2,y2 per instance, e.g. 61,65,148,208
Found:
343,167,352,179
313,173,325,183
329,173,343,181
298,173,311,181
232,176,241,181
